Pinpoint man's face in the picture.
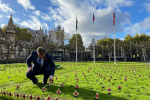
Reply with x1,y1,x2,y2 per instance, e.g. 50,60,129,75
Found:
38,53,45,58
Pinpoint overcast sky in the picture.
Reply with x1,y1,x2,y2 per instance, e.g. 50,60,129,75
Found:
0,0,150,48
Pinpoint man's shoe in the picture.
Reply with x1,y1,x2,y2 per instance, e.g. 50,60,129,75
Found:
42,81,47,85
33,79,38,85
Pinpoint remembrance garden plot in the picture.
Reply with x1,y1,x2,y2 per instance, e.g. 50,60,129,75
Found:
0,62,150,100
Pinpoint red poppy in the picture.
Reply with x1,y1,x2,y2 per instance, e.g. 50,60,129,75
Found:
45,58,47,60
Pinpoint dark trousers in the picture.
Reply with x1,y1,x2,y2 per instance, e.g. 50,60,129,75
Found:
26,66,51,84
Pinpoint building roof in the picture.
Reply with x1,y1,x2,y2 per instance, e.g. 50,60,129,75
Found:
89,38,96,46
5,14,15,33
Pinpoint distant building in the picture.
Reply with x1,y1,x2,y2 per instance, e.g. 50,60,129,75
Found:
85,35,108,58
0,14,65,59
103,35,108,40
86,38,96,52
28,25,64,46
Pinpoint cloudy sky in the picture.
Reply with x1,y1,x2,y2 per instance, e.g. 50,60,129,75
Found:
0,0,150,48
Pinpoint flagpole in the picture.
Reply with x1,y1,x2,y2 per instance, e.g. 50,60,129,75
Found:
93,12,95,63
94,19,95,63
114,9,116,64
114,25,116,64
76,14,77,63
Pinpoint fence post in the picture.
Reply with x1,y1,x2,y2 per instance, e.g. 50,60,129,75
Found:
14,91,16,99
23,92,26,100
33,94,36,100
56,96,59,100
6,91,9,97
27,93,29,100
0,90,2,96
8,91,13,99
52,95,55,100
20,92,22,99
3,90,5,96
47,95,51,100
41,95,45,100
16,92,20,99
30,93,33,100
60,97,63,100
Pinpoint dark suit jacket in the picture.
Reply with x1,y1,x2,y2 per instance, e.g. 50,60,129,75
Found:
26,51,55,76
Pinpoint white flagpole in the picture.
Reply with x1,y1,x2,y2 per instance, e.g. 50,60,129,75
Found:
93,20,94,63
114,9,116,64
94,20,95,63
76,14,77,63
93,12,95,63
114,25,116,64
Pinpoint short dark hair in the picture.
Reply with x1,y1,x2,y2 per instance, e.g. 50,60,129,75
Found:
37,47,46,54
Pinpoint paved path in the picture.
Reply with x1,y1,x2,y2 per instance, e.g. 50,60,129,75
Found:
142,62,150,65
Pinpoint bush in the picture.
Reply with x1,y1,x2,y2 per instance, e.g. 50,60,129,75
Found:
0,59,26,64
0,60,6,64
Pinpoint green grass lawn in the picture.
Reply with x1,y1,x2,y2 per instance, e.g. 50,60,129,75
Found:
0,61,150,100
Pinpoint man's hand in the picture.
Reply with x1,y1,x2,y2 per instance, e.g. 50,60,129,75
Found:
49,76,53,82
26,67,33,73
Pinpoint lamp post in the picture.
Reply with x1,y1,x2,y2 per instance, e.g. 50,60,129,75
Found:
118,42,119,58
136,41,138,57
102,42,103,58
121,41,124,59
1,49,3,61
130,41,132,58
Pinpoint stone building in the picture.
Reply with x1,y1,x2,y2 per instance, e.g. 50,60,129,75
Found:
28,25,64,46
14,25,65,58
85,38,96,58
86,38,96,52
85,35,108,58
0,28,6,60
0,14,65,59
0,14,16,60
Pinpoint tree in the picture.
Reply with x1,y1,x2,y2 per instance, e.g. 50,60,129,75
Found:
44,43,57,59
65,44,74,61
15,40,22,63
77,46,85,61
107,43,113,62
124,34,133,44
69,33,85,52
1,25,7,36
120,42,130,62
138,41,150,62
23,42,34,59
58,43,68,62
1,24,33,43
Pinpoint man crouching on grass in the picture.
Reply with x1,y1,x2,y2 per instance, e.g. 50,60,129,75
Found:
26,47,55,85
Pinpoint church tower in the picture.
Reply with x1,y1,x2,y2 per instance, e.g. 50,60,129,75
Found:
5,14,16,58
5,14,15,42
45,29,47,35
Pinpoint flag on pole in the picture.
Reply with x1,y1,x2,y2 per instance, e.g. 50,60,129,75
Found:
113,10,115,26
76,15,78,30
93,13,95,24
